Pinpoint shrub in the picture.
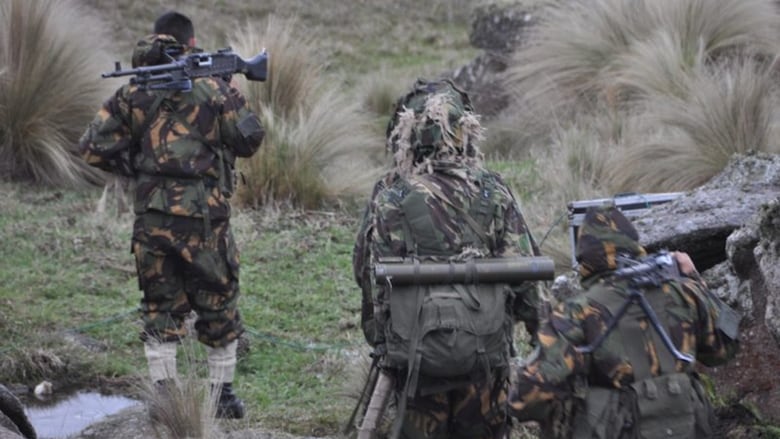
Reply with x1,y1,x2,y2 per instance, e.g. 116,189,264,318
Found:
0,0,112,186
608,56,779,192
229,17,382,209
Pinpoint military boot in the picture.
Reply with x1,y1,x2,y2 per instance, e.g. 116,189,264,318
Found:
215,382,245,419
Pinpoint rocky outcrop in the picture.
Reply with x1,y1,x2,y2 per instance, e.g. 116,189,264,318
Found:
451,3,538,118
634,153,780,272
630,154,780,424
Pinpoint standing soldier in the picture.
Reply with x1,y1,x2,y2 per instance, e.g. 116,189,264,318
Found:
508,205,740,438
353,78,544,439
79,11,264,419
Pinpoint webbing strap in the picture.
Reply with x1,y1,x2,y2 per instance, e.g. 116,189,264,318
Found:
390,262,426,439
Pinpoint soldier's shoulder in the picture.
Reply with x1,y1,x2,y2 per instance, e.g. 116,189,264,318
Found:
192,76,231,97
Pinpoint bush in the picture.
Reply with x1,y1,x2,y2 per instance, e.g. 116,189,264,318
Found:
229,17,382,210
0,0,113,186
497,0,780,264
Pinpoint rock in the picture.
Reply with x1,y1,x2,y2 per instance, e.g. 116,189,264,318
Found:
450,2,540,119
470,3,536,52
634,153,780,272
0,384,35,439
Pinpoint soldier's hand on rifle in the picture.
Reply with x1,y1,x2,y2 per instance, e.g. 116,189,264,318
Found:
672,251,697,276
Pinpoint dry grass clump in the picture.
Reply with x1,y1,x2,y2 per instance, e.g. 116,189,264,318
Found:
497,0,780,264
0,0,112,187
229,17,382,210
142,377,223,439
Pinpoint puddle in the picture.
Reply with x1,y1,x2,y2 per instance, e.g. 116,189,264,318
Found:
24,391,139,439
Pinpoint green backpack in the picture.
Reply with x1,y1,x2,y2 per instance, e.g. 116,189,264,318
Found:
380,171,513,385
569,278,715,439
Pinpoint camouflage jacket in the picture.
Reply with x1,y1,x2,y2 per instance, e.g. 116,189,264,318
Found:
79,68,263,220
508,271,740,422
352,161,542,346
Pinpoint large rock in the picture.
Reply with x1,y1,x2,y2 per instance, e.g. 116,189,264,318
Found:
451,3,539,118
633,153,780,271
630,153,780,424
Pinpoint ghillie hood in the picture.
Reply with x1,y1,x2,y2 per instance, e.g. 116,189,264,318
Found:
386,78,485,175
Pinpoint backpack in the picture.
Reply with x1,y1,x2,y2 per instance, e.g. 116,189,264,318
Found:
567,254,715,439
379,170,512,383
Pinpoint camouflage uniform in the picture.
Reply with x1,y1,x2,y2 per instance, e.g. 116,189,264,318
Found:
79,34,264,348
353,79,541,439
508,206,739,438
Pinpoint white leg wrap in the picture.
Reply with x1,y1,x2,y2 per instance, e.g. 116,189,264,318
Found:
206,340,238,384
144,341,178,382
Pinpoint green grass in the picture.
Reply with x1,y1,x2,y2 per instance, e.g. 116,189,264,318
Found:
0,181,369,434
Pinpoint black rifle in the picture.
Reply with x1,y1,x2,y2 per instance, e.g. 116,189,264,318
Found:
102,48,268,91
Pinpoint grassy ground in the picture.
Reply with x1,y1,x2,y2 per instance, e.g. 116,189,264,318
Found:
0,1,505,436
0,180,371,435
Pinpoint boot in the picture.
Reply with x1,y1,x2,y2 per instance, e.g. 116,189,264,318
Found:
215,382,245,419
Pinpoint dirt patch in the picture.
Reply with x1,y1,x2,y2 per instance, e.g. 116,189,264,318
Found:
707,268,780,427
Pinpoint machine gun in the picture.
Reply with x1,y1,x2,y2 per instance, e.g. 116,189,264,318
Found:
567,192,684,268
101,48,268,91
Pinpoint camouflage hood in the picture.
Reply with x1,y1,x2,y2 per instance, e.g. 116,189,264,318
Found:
386,79,484,176
131,33,187,68
575,205,647,279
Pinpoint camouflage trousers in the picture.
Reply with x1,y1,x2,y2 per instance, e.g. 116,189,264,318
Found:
400,373,509,439
132,212,244,348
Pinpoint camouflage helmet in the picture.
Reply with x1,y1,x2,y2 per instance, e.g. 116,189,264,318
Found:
386,78,484,174
575,205,647,279
131,34,185,68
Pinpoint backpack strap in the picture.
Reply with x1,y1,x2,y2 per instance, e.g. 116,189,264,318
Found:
586,284,678,381
389,260,425,439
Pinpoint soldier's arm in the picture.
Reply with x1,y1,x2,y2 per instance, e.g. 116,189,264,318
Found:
683,273,740,366
508,299,589,421
218,80,264,157
353,179,390,346
671,252,739,365
78,86,135,176
494,182,541,332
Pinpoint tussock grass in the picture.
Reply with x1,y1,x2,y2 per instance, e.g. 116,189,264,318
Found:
507,0,779,108
499,0,780,263
609,56,778,192
139,341,223,439
0,0,112,187
230,17,382,209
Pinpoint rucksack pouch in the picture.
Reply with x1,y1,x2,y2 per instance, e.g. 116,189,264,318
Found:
384,283,510,378
630,372,696,439
572,373,704,439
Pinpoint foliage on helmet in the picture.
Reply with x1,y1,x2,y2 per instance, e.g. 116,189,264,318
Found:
131,34,185,68
386,78,485,175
